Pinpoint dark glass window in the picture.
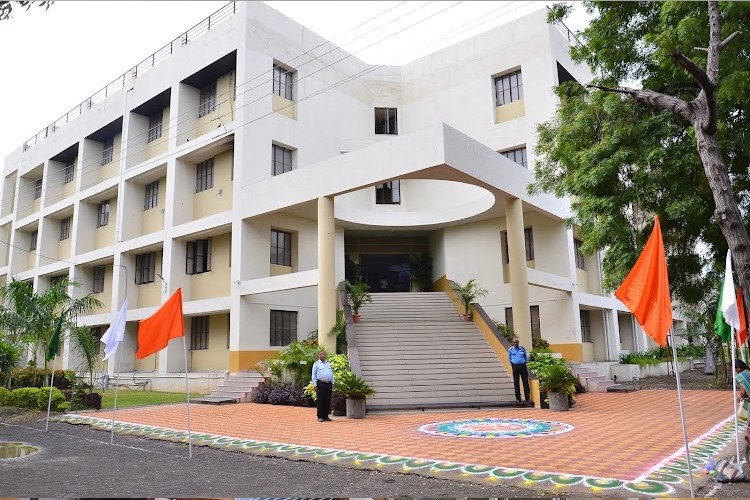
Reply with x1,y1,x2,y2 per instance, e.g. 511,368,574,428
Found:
59,216,72,241
102,137,114,165
272,144,293,176
273,65,294,100
196,159,214,192
135,252,156,285
374,107,398,134
93,265,105,293
503,227,535,263
376,180,400,204
97,200,110,228
147,112,163,142
580,310,591,342
144,181,159,210
504,305,541,340
198,82,217,117
574,238,585,270
190,316,210,350
186,238,211,275
495,69,523,105
29,230,37,251
270,229,292,267
270,310,297,346
500,146,527,169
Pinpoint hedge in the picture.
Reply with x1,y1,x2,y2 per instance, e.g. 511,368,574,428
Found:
0,386,69,412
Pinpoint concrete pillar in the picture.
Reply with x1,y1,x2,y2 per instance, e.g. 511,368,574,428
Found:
604,308,621,361
317,196,336,353
505,197,532,350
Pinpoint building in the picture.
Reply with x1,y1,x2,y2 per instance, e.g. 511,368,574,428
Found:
1,2,668,392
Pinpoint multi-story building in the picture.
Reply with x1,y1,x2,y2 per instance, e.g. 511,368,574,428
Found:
1,2,667,392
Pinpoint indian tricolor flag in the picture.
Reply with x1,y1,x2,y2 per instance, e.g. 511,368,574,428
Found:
715,250,740,343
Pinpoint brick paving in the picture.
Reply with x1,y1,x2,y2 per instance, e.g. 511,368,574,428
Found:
82,389,734,482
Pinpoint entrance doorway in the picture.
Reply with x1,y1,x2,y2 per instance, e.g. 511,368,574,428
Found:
360,254,411,292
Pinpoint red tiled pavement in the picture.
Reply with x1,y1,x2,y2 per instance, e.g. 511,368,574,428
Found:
91,390,734,481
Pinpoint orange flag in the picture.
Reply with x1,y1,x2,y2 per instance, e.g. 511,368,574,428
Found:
737,287,748,347
614,216,672,347
136,288,185,359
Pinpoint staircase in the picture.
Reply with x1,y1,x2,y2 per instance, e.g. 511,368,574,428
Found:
193,371,267,404
354,292,521,410
568,361,619,392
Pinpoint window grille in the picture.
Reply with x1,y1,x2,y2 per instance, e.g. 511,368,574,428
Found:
272,65,294,100
93,266,105,293
270,229,292,266
102,137,114,165
196,158,214,192
270,310,297,346
97,200,110,228
272,144,293,176
147,112,163,142
135,252,156,284
144,181,159,210
495,69,523,106
198,82,217,117
190,316,210,350
186,238,211,274
59,216,71,241
500,146,528,169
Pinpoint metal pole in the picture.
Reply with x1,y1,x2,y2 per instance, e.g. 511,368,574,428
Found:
670,326,695,497
110,264,128,445
731,328,741,463
44,355,57,432
182,336,192,458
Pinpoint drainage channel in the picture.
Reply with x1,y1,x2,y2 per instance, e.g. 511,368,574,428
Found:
0,442,38,458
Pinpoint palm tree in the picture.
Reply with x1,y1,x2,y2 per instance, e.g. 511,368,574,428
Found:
70,325,102,392
0,279,35,387
449,279,488,319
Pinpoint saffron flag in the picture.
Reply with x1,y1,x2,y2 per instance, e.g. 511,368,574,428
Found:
136,289,184,359
101,298,128,361
46,313,64,362
736,288,747,347
614,216,672,347
715,250,740,343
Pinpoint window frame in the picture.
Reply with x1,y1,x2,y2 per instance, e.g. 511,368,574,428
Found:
574,238,585,270
144,181,159,210
64,162,75,184
147,111,163,143
186,238,212,275
375,180,401,204
190,315,210,350
500,146,528,169
34,178,43,200
504,305,541,340
135,252,156,285
97,200,110,228
29,230,38,251
198,82,217,117
270,309,297,346
374,107,398,135
580,309,592,342
59,216,72,241
93,265,105,293
495,69,524,106
195,158,215,193
270,229,292,267
503,227,534,263
271,144,293,176
272,64,294,101
102,137,114,166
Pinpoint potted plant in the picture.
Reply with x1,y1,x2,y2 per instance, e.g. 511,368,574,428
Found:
345,281,372,323
538,363,578,411
334,370,376,419
449,279,488,320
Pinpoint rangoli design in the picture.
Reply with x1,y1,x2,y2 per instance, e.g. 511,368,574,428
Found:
418,417,574,438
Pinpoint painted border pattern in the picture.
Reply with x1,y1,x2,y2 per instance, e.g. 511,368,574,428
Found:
57,414,738,496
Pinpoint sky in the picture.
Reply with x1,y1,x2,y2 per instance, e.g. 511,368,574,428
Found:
0,1,591,160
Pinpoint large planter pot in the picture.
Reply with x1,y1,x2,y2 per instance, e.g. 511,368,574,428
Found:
548,391,570,412
346,397,366,418
352,314,361,323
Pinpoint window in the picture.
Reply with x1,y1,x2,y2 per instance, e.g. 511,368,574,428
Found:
495,69,523,106
580,310,592,342
64,162,75,184
272,144,293,176
34,178,43,199
270,310,297,346
97,200,110,228
376,180,401,204
186,238,211,275
102,137,114,165
500,146,527,169
503,227,535,263
273,64,293,100
190,316,210,350
135,252,156,284
374,107,397,135
504,305,541,340
270,229,292,267
196,159,214,192
198,82,217,117
93,266,105,293
30,230,37,251
574,238,585,270
59,217,71,241
147,112,163,142
144,181,159,210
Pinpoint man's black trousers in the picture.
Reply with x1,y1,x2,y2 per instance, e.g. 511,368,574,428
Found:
316,381,332,419
511,363,531,402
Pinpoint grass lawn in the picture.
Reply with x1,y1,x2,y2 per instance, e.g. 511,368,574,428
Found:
99,389,206,409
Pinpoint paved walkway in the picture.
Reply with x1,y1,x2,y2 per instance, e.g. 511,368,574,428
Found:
60,390,739,496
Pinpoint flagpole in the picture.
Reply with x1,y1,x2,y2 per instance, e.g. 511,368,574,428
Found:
110,338,124,445
731,330,741,463
45,354,57,433
182,335,192,458
670,326,695,497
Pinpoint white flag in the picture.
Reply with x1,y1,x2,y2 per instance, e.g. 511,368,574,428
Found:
722,251,741,332
101,298,128,361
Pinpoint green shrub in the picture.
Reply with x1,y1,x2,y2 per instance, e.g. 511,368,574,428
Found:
37,387,67,412
527,354,566,379
493,321,515,343
8,387,41,409
11,368,76,389
532,337,551,351
0,386,9,405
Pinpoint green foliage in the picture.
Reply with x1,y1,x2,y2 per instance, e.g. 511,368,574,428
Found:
11,368,74,389
345,281,372,314
330,309,347,354
7,387,38,409
528,354,566,376
532,337,551,351
619,351,663,367
493,321,515,343
70,326,102,391
37,386,67,412
0,336,21,389
532,1,750,307
539,364,578,397
99,390,204,409
333,371,376,399
620,344,706,367
409,253,433,291
449,279,488,318
304,354,350,401
0,386,9,405
268,341,321,385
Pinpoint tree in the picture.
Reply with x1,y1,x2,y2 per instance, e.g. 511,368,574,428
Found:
70,325,101,393
0,1,53,21
534,2,750,309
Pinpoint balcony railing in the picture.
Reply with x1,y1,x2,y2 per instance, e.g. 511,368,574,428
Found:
22,1,237,153
547,6,583,48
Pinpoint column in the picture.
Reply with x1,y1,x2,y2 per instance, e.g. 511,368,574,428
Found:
505,197,532,350
317,196,336,353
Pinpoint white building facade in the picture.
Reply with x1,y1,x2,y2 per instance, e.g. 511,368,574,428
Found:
1,2,661,391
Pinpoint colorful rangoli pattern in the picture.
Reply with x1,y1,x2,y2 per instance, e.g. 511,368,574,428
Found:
418,417,574,438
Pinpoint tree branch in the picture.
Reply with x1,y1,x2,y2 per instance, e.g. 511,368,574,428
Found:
587,85,693,122
671,51,713,93
719,31,742,52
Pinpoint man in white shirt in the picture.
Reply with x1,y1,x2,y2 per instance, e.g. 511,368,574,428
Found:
311,350,334,422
